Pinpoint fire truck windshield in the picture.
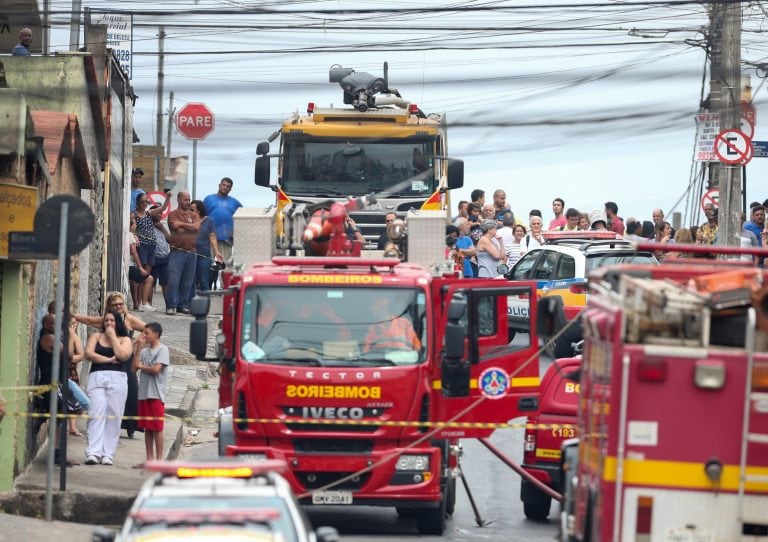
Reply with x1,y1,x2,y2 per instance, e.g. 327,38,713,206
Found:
239,286,427,366
281,139,436,197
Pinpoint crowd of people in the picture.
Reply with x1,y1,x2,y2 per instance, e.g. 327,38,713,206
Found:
127,171,240,315
34,174,243,467
36,292,167,467
445,189,768,277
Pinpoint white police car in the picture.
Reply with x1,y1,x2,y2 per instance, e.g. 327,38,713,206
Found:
503,231,657,357
92,460,339,542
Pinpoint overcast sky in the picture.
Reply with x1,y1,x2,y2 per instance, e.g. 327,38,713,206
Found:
47,0,768,226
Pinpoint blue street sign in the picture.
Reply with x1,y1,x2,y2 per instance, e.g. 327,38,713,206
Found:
8,231,56,260
754,140,768,158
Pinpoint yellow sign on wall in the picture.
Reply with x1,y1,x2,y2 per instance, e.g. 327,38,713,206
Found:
0,182,38,259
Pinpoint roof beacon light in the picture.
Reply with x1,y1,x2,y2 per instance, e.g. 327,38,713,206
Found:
145,459,288,478
409,104,420,115
542,231,618,241
307,102,315,114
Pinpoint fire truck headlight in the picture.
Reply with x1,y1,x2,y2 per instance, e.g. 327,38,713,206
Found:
694,360,726,389
704,458,723,482
396,455,430,471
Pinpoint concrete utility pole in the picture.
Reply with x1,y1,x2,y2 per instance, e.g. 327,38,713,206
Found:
156,27,166,150
69,0,82,51
165,91,175,187
716,1,742,247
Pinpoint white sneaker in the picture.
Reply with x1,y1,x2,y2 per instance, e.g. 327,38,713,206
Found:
140,303,156,312
101,456,114,465
85,455,99,465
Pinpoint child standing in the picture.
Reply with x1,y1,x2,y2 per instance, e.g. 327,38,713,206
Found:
131,322,169,468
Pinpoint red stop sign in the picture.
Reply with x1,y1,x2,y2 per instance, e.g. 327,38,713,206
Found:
176,102,215,140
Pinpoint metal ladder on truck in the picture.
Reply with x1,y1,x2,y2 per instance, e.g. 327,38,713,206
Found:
737,307,768,539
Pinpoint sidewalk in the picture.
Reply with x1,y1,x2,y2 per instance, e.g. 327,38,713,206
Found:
0,292,222,534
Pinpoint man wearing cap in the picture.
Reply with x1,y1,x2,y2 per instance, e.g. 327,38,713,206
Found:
589,209,609,231
131,168,146,213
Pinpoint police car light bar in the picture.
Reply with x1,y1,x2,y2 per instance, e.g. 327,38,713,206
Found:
131,508,282,525
542,231,618,241
145,459,288,478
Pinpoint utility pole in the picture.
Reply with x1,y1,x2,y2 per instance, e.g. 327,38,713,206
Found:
165,91,175,188
42,0,50,55
69,0,82,51
716,1,742,247
155,27,166,190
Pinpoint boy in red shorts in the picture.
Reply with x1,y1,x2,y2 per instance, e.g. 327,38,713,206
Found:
131,322,169,468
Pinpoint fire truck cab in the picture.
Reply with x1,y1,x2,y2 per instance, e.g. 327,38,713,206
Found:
565,261,768,541
189,207,542,535
254,63,462,249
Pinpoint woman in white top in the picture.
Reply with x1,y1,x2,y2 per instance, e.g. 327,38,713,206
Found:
476,219,507,278
520,216,545,256
506,224,527,267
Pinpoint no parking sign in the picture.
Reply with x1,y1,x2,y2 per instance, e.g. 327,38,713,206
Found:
146,191,172,219
714,129,753,165
701,189,719,212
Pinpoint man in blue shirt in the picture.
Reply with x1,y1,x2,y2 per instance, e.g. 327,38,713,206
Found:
203,177,242,264
744,204,765,247
12,28,32,56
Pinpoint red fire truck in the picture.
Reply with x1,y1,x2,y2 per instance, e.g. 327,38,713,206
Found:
561,252,768,541
189,201,542,535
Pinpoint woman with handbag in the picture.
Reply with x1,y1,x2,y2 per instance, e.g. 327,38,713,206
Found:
84,310,132,465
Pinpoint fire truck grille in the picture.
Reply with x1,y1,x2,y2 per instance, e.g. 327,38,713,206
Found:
295,471,370,491
285,422,379,433
293,438,373,454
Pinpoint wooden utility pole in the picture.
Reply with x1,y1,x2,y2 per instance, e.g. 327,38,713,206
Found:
716,1,742,247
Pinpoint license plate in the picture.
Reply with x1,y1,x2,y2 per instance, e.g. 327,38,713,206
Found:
312,490,353,505
666,528,714,542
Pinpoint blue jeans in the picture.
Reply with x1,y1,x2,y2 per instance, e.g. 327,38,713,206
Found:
166,249,196,310
68,379,90,409
187,255,211,304
195,254,210,292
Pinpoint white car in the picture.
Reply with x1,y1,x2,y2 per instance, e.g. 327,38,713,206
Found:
503,231,657,357
93,459,339,542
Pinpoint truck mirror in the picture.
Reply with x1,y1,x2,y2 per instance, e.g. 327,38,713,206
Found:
446,159,464,190
255,156,270,187
190,319,209,358
256,141,270,155
442,322,469,397
497,263,509,276
190,295,210,317
444,322,465,358
446,294,467,321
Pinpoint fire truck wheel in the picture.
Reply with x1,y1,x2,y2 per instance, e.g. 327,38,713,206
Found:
416,496,447,535
542,297,570,358
523,498,552,521
445,476,456,517
218,409,235,457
